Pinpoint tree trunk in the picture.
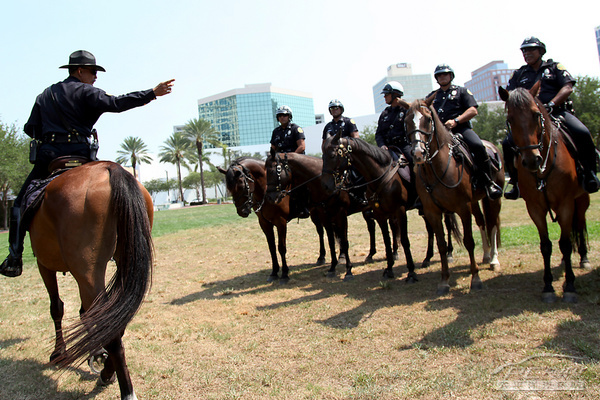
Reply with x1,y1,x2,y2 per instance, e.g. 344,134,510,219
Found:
197,140,207,204
176,160,184,203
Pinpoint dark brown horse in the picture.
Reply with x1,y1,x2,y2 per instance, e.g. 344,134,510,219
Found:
404,99,504,295
29,161,153,400
219,157,332,283
321,132,419,282
264,150,384,281
499,86,590,303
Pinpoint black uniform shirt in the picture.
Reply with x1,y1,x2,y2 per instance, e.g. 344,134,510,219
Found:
375,105,408,147
270,123,305,153
322,116,358,140
427,85,478,124
507,59,576,105
24,76,156,139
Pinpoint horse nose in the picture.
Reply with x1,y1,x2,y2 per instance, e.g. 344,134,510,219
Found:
521,152,543,172
412,148,424,164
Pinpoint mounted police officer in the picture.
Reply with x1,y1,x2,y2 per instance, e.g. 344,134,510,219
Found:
322,99,359,141
375,81,412,165
0,50,174,278
428,64,502,200
503,37,599,199
270,105,306,154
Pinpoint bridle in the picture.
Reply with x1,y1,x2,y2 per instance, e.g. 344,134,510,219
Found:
230,162,264,213
266,153,322,203
322,140,353,191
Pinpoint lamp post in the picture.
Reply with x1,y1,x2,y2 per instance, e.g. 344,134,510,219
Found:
165,170,171,203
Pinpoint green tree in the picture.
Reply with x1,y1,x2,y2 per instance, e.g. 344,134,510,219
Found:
571,76,600,146
182,172,202,202
182,118,220,204
158,132,193,203
115,136,152,180
471,103,507,146
0,122,29,229
360,124,377,145
143,178,173,203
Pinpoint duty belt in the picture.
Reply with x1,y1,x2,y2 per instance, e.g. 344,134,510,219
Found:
43,132,90,144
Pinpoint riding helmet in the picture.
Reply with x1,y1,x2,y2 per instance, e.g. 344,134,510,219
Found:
328,99,344,112
276,105,293,119
520,36,546,55
380,81,404,97
434,64,455,80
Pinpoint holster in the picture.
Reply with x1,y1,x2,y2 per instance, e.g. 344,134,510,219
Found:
29,139,40,164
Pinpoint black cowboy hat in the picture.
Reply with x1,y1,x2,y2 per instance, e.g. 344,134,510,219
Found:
59,50,106,72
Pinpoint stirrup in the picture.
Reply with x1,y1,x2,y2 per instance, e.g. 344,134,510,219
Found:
583,173,600,194
504,184,520,200
486,182,502,200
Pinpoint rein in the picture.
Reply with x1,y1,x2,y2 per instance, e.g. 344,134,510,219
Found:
268,153,322,200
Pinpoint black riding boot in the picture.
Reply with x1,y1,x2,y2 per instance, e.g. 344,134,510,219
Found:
0,207,24,277
582,159,600,194
479,157,502,200
503,144,520,200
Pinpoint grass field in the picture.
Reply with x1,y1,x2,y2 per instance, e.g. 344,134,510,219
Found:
1,196,599,399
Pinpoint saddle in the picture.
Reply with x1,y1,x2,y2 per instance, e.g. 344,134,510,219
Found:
21,156,92,231
453,135,502,177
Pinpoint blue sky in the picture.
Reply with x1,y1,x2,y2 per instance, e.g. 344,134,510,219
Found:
1,0,599,180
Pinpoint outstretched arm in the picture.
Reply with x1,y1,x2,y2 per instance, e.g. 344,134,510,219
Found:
153,79,175,97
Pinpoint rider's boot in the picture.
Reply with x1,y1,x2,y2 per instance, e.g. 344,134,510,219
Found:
582,159,600,194
503,146,520,200
480,157,502,200
0,207,24,278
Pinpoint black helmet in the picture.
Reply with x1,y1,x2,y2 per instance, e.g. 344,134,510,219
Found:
328,99,344,112
276,105,292,119
434,64,455,80
520,36,546,55
380,81,404,97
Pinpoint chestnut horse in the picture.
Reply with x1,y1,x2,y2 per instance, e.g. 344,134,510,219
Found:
29,161,153,400
321,132,419,282
404,99,504,295
499,86,590,303
219,157,333,283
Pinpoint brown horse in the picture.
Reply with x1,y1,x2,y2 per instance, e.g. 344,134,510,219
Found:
219,157,332,283
499,86,590,303
264,150,383,281
404,99,504,295
29,161,153,400
321,132,419,282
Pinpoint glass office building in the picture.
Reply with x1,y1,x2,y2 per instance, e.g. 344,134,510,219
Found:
197,83,315,148
464,60,514,102
372,63,434,113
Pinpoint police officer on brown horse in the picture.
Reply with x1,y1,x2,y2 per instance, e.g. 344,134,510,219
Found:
1,50,174,278
503,36,599,199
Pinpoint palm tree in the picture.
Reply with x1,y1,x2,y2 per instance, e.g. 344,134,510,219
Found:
115,136,153,180
158,132,192,203
182,118,220,204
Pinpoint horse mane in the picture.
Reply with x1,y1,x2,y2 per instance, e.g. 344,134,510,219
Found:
507,87,535,111
350,137,391,166
226,157,264,187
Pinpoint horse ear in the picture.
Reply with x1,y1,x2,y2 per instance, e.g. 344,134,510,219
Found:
423,92,436,108
498,86,509,102
529,80,541,98
334,128,342,142
217,166,227,175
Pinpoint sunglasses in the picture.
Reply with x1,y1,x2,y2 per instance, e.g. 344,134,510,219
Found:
81,67,97,75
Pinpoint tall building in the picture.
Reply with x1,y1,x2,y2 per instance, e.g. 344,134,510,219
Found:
197,83,315,148
372,63,434,113
464,61,514,102
596,26,600,66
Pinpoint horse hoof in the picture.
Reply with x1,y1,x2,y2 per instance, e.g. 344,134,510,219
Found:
405,274,418,284
490,262,501,272
436,285,450,296
421,259,431,269
580,260,592,271
343,274,354,282
97,373,116,386
382,270,395,280
279,277,290,285
482,256,491,264
541,292,557,303
470,279,483,292
446,255,454,264
326,271,336,278
124,392,138,400
562,292,578,303
339,255,347,264
316,257,326,266
364,256,374,264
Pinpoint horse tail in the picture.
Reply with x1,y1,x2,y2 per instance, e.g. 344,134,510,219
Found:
55,164,153,369
571,197,588,254
445,213,463,245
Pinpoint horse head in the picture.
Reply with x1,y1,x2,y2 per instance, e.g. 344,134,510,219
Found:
321,129,352,193
265,150,292,204
219,159,259,217
405,99,435,164
499,86,548,173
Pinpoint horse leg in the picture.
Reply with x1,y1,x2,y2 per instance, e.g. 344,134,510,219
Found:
471,202,490,265
397,211,418,283
99,334,137,400
444,214,454,263
311,213,327,266
390,218,399,261
483,197,502,271
259,217,280,282
335,214,353,281
527,206,555,302
557,211,577,303
325,221,339,278
421,217,434,269
376,218,395,279
460,210,482,292
276,222,289,284
363,211,377,263
575,195,591,270
38,265,66,362
426,212,450,295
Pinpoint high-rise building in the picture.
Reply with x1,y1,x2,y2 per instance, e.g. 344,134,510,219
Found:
372,63,434,113
595,26,600,66
464,61,514,102
197,83,315,148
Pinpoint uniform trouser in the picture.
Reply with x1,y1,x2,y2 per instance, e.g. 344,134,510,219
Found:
453,126,490,177
502,137,517,183
387,142,413,166
557,111,597,172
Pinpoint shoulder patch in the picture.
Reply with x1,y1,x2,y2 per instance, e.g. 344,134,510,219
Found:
556,63,567,71
350,119,355,124
297,127,304,133
467,89,474,95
